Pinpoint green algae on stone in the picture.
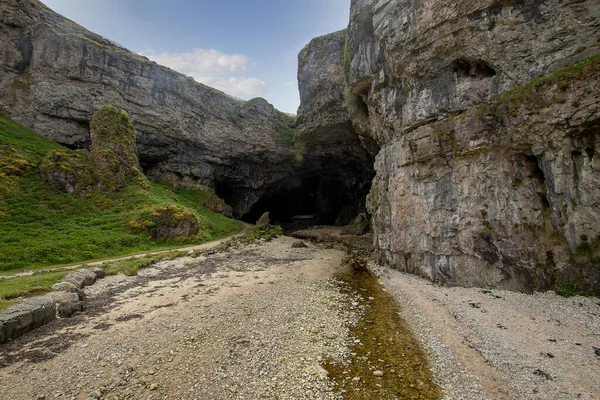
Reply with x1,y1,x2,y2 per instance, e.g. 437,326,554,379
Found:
90,105,149,193
325,264,441,399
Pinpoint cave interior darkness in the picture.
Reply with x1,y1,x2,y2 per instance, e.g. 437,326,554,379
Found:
218,175,367,227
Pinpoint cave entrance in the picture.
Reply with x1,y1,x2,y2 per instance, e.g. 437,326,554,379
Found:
242,175,355,228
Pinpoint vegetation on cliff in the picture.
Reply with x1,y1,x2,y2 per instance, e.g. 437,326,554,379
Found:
0,114,241,273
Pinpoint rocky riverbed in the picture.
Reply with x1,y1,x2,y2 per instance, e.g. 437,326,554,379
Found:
0,232,598,399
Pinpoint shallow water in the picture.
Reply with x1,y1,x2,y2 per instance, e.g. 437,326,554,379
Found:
325,264,441,399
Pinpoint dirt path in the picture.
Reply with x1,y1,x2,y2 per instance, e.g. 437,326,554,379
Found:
373,265,600,400
0,230,247,280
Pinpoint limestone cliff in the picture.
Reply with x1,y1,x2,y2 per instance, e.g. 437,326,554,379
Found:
300,0,600,294
294,30,377,224
0,0,295,217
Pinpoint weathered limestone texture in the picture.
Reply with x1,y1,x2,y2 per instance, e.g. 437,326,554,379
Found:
0,298,56,344
340,0,600,293
295,30,377,221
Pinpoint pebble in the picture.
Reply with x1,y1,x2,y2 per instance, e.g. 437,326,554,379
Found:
373,370,384,377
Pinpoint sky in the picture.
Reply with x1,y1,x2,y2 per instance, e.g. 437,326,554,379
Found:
39,0,351,114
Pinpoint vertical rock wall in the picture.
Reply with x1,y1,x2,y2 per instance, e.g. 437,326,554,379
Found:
344,0,600,293
298,0,600,293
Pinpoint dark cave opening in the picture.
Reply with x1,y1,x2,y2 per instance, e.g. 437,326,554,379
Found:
453,58,497,78
240,175,361,228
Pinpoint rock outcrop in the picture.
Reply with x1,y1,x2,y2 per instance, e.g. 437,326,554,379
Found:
0,0,296,217
89,106,148,192
130,205,202,241
300,0,600,294
294,30,377,224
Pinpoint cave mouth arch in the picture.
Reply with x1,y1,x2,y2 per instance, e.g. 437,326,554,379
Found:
239,175,363,227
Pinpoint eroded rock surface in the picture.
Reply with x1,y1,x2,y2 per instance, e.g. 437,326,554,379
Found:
300,0,600,293
293,30,377,224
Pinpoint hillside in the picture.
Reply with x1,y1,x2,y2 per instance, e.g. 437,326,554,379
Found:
0,113,241,273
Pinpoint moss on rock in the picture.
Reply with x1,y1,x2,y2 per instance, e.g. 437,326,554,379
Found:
90,105,149,193
130,205,203,241
40,149,95,194
0,143,33,178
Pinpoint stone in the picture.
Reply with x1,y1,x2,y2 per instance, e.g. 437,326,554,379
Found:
52,281,77,292
292,241,308,249
373,370,384,377
47,292,85,318
0,298,55,344
90,106,149,193
77,269,97,286
130,205,201,241
256,212,271,230
91,267,105,279
63,271,89,289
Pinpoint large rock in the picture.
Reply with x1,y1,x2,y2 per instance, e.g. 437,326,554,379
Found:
131,205,202,241
90,106,149,192
298,0,600,294
345,0,600,145
62,270,96,289
0,298,55,344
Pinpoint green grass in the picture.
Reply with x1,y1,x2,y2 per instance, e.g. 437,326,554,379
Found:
103,251,187,277
0,115,242,273
103,255,159,277
0,271,67,311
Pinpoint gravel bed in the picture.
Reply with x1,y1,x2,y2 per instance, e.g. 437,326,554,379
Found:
371,264,600,400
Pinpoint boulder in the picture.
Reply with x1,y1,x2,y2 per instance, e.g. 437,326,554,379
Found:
51,281,77,292
91,267,105,279
48,292,85,318
131,205,202,241
63,271,92,289
0,298,55,344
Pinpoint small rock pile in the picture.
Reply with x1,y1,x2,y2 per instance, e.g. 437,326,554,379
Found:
0,267,105,344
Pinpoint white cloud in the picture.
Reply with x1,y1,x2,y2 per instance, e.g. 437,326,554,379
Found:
202,77,267,99
140,48,266,99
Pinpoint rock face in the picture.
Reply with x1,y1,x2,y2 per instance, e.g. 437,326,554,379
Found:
0,0,296,217
293,30,377,224
300,0,600,294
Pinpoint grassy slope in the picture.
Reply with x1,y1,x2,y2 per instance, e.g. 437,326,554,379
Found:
0,114,241,274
